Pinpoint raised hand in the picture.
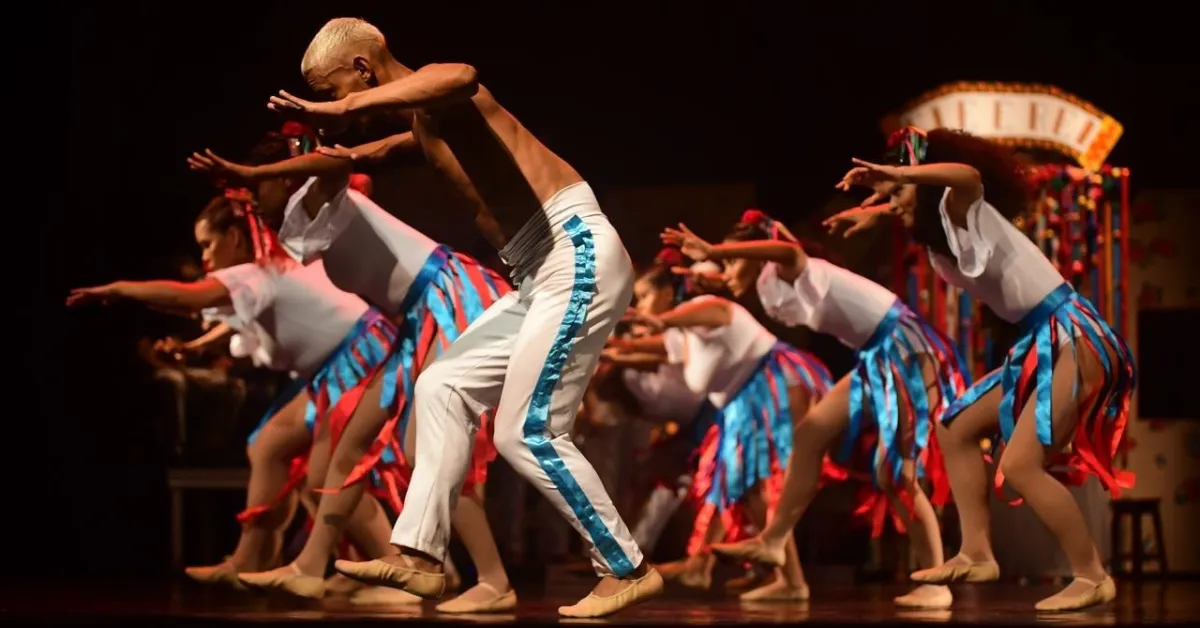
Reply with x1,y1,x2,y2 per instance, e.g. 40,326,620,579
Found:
187,149,257,185
267,90,351,134
822,203,892,238
836,158,907,195
315,142,387,164
660,223,712,261
66,283,122,307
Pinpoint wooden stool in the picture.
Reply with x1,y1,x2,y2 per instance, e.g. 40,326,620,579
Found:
1110,498,1168,580
167,467,250,571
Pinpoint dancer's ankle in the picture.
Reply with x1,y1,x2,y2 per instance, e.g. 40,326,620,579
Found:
398,547,443,572
478,573,511,593
957,548,995,564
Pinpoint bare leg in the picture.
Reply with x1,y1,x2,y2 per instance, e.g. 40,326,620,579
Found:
435,490,518,613
999,348,1115,610
711,375,852,565
911,382,1004,584
232,393,312,570
739,486,808,601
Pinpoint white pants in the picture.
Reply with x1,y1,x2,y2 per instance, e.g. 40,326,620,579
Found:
391,183,644,577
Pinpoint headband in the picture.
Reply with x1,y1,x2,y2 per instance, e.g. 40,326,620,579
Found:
740,209,798,243
885,125,928,166
281,121,317,157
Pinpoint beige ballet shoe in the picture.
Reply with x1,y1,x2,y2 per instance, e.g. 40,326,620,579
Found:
348,585,423,606
435,582,518,614
739,581,810,602
558,568,664,618
237,564,326,599
184,560,246,590
894,585,953,609
709,537,786,567
677,567,712,591
1034,576,1116,612
324,573,365,596
910,558,1000,584
333,556,445,599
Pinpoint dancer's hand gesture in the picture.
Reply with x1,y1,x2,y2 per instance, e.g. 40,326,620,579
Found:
268,90,351,134
660,223,712,261
624,310,665,333
66,283,123,307
672,265,725,292
188,149,257,185
822,203,892,238
836,158,907,194
316,141,388,164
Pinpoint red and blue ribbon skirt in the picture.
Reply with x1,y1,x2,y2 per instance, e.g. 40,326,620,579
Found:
839,300,970,537
239,308,400,523
941,283,1136,504
239,247,512,524
686,343,834,555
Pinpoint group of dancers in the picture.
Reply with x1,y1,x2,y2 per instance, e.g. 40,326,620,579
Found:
66,17,1137,617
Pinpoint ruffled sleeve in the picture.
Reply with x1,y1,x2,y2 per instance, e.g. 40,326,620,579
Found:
207,263,277,330
938,187,999,279
278,177,355,263
755,259,831,327
663,328,687,365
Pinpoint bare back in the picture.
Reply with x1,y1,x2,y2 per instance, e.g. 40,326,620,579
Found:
409,86,582,250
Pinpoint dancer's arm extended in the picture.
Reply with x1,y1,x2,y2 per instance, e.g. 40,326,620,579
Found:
603,334,669,370
66,278,231,312
661,223,808,280
270,64,479,116
183,321,234,351
837,158,982,228
652,298,733,330
188,133,416,183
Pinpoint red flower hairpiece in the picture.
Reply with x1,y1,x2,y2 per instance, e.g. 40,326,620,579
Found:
281,121,309,138
741,209,768,226
655,246,685,268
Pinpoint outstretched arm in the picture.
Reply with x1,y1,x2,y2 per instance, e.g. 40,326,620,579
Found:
340,64,479,113
67,278,231,313
837,158,982,229
653,298,733,330
662,222,807,278
183,321,234,352
189,133,415,183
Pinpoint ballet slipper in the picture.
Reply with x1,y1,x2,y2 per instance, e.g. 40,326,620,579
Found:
676,567,712,591
237,564,326,599
184,559,246,590
894,584,953,609
435,582,518,614
323,573,365,596
709,537,786,567
348,585,424,606
738,580,810,602
333,556,445,599
1034,576,1116,612
910,557,1000,584
558,568,664,618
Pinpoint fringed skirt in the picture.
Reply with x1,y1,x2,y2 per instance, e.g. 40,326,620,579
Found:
942,283,1137,501
687,342,834,555
240,308,400,523
839,300,969,537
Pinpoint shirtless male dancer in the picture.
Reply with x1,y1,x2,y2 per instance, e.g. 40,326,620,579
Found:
267,18,662,618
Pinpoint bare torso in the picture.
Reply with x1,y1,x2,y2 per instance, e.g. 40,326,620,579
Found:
405,86,583,250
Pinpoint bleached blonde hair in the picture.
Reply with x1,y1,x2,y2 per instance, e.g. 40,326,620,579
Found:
300,18,387,77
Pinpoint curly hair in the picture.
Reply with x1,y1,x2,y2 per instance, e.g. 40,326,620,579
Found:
890,128,1034,257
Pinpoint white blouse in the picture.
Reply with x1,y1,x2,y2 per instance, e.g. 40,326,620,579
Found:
204,260,369,377
928,188,1063,324
279,177,439,316
756,257,897,349
662,296,778,409
621,364,707,421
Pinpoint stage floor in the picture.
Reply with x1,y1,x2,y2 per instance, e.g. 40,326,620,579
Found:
3,579,1196,626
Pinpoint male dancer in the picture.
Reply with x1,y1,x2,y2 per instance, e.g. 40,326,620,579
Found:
266,17,661,618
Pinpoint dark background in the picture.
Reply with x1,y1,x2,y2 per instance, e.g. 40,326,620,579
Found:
18,1,1194,581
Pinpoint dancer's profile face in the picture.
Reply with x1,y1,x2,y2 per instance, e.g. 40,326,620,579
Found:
194,219,247,273
889,183,918,228
721,250,761,298
633,277,674,316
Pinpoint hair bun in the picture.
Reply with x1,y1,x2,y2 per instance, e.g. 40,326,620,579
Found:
654,247,685,268
741,209,769,226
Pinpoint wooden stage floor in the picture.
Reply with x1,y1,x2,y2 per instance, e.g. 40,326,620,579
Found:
3,579,1196,626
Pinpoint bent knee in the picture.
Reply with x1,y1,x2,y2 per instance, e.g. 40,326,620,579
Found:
997,451,1043,488
491,420,527,460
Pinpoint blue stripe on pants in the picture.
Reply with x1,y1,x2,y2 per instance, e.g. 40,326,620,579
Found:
521,214,636,577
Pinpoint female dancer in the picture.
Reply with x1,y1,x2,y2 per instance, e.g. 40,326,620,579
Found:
610,250,834,601
665,209,967,608
828,127,1135,611
68,195,406,601
188,132,518,614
